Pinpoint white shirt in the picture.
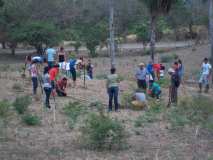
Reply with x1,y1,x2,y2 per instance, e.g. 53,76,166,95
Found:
201,63,212,75
135,92,146,102
30,64,38,77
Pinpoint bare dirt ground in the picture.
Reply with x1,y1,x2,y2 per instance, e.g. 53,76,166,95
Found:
0,44,212,160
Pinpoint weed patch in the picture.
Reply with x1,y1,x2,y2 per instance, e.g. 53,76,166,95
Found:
0,100,11,118
13,96,31,114
22,114,40,126
63,101,87,129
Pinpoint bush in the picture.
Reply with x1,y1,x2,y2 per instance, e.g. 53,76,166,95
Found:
120,91,133,109
12,83,23,91
13,96,31,114
22,114,40,126
157,77,170,88
0,100,11,118
135,101,165,127
167,96,213,131
63,102,87,129
160,54,178,63
81,113,126,150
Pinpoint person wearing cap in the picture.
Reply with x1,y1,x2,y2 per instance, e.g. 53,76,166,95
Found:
199,58,212,93
56,77,68,96
135,63,148,90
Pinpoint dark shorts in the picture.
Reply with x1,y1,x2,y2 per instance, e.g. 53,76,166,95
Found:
70,68,76,81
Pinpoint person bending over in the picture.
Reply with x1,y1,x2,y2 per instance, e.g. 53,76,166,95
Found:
56,77,68,96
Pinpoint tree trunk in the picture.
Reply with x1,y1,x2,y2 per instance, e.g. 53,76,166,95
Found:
109,0,115,68
209,0,213,83
150,15,157,63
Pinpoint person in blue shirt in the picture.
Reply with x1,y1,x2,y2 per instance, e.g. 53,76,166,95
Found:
135,63,148,90
146,61,155,81
69,58,78,87
149,80,161,100
46,46,56,68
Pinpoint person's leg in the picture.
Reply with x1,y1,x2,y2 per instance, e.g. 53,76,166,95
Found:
114,87,119,111
199,75,203,93
142,80,147,90
171,86,175,103
32,77,38,95
44,88,51,108
137,80,141,88
156,90,161,99
108,88,113,111
204,75,209,93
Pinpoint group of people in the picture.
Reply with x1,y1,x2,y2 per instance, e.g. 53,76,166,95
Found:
26,47,212,111
26,46,94,109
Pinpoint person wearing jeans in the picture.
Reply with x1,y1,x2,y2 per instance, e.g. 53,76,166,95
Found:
43,67,52,108
106,68,120,112
30,61,38,95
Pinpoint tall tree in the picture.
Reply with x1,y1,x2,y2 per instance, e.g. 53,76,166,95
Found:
140,0,174,62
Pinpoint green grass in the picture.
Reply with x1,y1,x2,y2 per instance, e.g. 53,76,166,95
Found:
157,77,170,88
63,101,87,129
13,96,31,114
95,73,107,80
12,83,23,91
22,114,40,126
0,100,11,118
160,53,178,63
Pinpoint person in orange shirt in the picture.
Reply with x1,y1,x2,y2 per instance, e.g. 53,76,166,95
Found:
153,63,161,81
49,64,59,90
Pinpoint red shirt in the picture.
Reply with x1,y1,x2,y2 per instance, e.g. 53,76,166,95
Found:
153,64,161,71
56,79,67,91
49,68,59,81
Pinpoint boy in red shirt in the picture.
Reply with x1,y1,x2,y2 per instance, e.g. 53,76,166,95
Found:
49,64,59,90
56,77,68,96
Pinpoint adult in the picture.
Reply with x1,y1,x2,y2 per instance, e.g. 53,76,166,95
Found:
199,58,212,93
49,64,60,90
168,62,180,105
178,59,184,82
25,54,32,77
146,61,155,81
46,46,56,68
86,59,94,79
43,67,52,108
106,68,120,112
56,77,68,96
69,58,77,87
135,63,147,90
29,61,38,95
57,47,66,63
131,89,147,110
153,63,161,81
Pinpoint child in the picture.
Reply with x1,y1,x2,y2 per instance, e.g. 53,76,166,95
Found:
43,67,52,108
149,80,161,100
86,59,94,79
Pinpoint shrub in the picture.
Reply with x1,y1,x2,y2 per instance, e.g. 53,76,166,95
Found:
167,96,213,131
13,96,31,114
81,113,126,150
160,54,178,63
0,100,11,118
63,102,87,129
157,77,170,88
12,83,23,91
135,101,165,127
22,114,40,126
120,91,133,109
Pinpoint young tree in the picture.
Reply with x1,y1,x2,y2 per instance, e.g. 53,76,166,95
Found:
140,0,174,62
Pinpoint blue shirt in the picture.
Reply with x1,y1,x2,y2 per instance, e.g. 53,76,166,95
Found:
135,68,147,80
46,48,56,62
147,64,154,74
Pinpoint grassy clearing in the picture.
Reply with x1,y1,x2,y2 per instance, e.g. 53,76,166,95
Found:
13,96,31,114
134,101,165,128
81,112,127,150
157,77,170,88
160,53,178,63
63,101,87,129
0,100,11,118
22,114,41,126
167,96,213,131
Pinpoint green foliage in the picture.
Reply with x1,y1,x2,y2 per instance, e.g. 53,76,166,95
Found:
120,91,134,108
12,83,23,91
160,53,177,63
167,96,213,131
0,100,11,118
135,101,165,127
81,113,126,150
131,22,149,44
63,102,87,129
13,96,31,114
22,114,40,126
8,21,61,53
157,77,170,88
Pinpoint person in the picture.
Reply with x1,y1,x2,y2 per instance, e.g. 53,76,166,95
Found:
32,56,43,63
29,60,38,95
178,59,184,82
69,58,77,87
106,68,120,112
25,54,32,77
46,46,56,68
168,62,180,105
49,64,60,92
160,63,165,79
131,89,147,110
199,58,212,93
153,63,161,80
57,47,66,63
146,61,155,81
86,59,94,79
56,77,68,96
149,80,161,100
135,63,147,90
43,67,52,108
